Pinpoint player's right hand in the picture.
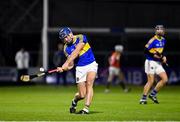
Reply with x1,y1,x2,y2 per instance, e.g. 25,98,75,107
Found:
57,67,64,72
162,56,167,64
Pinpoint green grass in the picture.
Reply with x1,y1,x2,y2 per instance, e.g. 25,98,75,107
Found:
0,84,180,121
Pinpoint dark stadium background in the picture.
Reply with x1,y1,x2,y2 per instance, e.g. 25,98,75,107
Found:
0,0,180,85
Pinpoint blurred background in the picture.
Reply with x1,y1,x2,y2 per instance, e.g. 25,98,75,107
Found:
0,0,180,85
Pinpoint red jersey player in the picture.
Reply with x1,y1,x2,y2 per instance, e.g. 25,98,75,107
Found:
105,45,130,93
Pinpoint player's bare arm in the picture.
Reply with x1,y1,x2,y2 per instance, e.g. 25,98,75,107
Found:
62,42,85,70
57,60,74,72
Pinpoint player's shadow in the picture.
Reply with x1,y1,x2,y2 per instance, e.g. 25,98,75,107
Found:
75,111,103,114
90,111,103,114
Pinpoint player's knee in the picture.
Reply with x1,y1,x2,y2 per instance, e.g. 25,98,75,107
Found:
162,76,168,84
86,81,91,86
87,76,95,82
86,80,94,87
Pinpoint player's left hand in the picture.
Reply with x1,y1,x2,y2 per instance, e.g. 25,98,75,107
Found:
57,67,64,72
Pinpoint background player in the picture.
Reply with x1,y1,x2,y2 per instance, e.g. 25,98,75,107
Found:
53,43,67,86
57,27,98,114
15,48,30,82
140,25,168,104
105,45,130,93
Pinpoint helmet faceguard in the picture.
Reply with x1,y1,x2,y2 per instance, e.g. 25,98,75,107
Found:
59,27,73,44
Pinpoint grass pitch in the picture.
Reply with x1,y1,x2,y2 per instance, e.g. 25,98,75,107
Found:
0,84,180,121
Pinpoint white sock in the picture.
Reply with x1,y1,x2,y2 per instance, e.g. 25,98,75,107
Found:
83,108,89,113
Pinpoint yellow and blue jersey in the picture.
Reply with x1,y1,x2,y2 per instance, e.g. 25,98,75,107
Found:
64,34,95,66
145,35,166,61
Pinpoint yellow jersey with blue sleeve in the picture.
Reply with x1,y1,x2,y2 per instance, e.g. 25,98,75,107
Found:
64,34,95,66
145,35,166,61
